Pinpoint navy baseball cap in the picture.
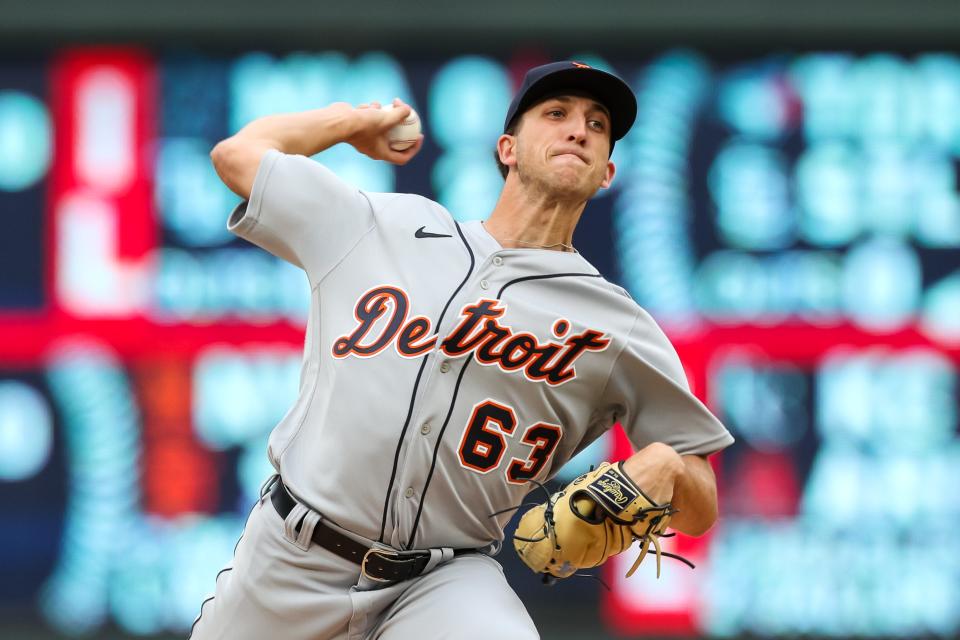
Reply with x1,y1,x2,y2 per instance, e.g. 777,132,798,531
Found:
503,61,637,147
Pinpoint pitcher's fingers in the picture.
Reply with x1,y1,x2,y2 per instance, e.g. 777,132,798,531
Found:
386,135,424,165
383,103,413,127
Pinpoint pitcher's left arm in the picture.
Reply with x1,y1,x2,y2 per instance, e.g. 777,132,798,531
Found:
622,443,718,536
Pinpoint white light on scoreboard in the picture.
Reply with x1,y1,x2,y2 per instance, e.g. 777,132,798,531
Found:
56,192,149,315
75,68,136,193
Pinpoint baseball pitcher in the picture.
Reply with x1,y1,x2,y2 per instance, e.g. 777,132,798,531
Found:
193,61,734,640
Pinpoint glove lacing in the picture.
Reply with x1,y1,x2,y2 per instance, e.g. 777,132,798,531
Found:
614,504,696,578
491,477,695,581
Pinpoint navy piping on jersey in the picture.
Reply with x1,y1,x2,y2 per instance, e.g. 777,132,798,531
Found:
378,221,476,544
406,270,602,549
496,272,602,299
406,355,473,549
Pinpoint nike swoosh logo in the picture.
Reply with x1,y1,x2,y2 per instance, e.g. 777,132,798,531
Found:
415,226,452,239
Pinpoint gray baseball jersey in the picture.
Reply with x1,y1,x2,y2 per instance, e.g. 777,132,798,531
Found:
227,149,733,553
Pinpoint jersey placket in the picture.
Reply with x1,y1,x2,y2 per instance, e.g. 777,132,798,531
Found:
389,254,505,549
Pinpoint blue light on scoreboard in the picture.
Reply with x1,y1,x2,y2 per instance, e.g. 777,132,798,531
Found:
707,348,960,637
0,90,51,191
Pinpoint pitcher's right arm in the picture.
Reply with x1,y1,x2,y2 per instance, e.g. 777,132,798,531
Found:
210,99,423,199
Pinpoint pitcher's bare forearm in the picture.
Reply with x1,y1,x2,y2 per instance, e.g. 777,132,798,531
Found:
209,104,357,199
210,100,422,200
229,104,357,158
621,443,719,537
669,454,718,536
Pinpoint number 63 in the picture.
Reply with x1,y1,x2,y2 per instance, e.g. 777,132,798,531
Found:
456,399,562,484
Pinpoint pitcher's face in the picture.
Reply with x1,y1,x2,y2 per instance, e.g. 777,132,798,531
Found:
508,94,616,200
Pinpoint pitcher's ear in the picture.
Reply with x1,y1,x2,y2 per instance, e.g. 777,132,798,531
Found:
497,134,518,168
600,160,616,189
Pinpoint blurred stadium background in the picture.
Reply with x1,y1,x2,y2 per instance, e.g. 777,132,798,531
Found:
1,1,959,638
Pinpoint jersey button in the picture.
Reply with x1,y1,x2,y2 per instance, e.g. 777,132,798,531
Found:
480,279,490,290
420,423,431,435
493,256,503,266
404,487,415,498
439,361,451,373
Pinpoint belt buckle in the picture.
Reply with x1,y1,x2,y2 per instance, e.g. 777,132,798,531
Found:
361,547,400,584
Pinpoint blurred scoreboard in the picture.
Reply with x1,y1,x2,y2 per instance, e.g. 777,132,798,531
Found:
0,48,959,638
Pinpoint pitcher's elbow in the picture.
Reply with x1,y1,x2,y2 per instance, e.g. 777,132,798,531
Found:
209,137,256,200
209,138,235,175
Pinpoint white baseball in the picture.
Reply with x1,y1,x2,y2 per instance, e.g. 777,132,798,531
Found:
382,103,421,151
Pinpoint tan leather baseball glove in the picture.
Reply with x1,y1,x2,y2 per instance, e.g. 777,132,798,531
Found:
513,461,691,581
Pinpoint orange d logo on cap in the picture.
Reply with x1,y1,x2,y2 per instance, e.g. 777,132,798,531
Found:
571,62,591,69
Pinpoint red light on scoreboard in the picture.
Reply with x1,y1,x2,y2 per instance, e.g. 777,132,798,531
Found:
49,49,157,318
136,357,219,516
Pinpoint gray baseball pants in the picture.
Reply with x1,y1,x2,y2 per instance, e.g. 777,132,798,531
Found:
189,491,540,640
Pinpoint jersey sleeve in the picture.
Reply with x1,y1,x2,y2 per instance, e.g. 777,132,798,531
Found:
600,309,734,457
226,149,376,282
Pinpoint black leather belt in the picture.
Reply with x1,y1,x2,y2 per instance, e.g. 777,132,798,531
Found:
269,479,475,584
